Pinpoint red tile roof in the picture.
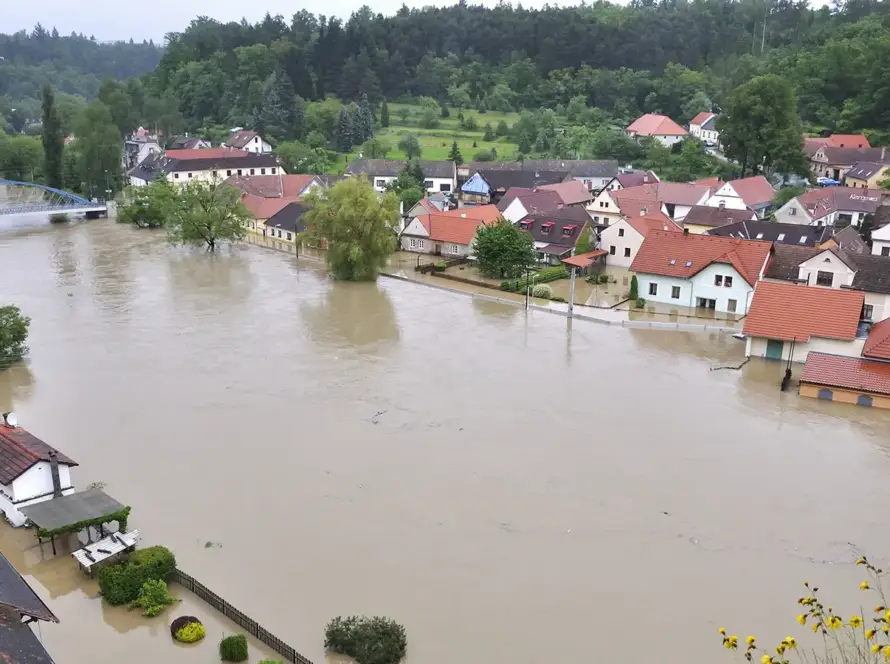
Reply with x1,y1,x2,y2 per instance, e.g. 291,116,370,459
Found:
689,112,715,127
626,114,688,137
538,180,593,205
165,148,249,161
625,211,681,238
616,182,711,208
630,231,772,286
801,352,890,396
743,281,864,342
863,318,890,360
225,174,316,199
0,425,77,485
695,177,724,188
241,194,298,220
725,175,774,207
562,249,608,268
827,134,870,148
417,205,503,245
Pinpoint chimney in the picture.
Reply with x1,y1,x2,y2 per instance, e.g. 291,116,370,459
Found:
684,228,690,236
49,451,62,498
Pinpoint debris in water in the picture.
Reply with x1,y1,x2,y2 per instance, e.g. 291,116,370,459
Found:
710,358,750,372
204,541,222,549
371,410,387,424
662,511,671,516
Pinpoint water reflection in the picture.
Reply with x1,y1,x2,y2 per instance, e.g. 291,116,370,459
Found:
165,249,255,313
301,280,399,348
51,229,82,291
628,327,741,363
0,362,36,408
471,296,518,324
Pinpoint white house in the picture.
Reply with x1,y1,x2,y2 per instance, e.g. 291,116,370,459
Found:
123,137,161,171
871,223,890,257
630,230,773,315
400,205,502,256
593,182,712,227
0,418,77,527
224,129,273,154
128,148,283,187
688,112,720,145
743,280,867,362
625,114,688,147
598,211,681,268
704,176,775,218
773,187,886,228
346,159,457,194
496,188,563,224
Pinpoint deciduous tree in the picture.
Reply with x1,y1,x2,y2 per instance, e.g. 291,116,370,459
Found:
165,181,250,251
0,305,31,369
303,178,398,281
397,135,421,159
74,100,123,197
117,180,176,228
473,218,535,279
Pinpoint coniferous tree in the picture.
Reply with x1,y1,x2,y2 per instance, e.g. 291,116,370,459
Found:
41,84,64,189
335,107,354,152
358,94,374,143
293,96,306,140
380,100,390,128
448,140,463,165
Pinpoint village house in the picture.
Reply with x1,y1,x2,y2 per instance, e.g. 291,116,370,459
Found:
460,169,569,206
538,180,594,209
763,244,890,322
0,550,60,663
167,135,211,150
742,281,867,362
708,219,867,254
264,202,308,244
804,134,871,159
625,113,688,147
773,187,886,228
129,148,283,187
809,145,888,182
224,129,273,154
346,159,457,194
688,112,720,146
0,415,77,527
517,207,594,265
496,188,563,224
629,230,773,315
455,159,618,192
405,192,452,218
223,173,321,199
704,175,775,218
682,206,757,234
845,161,890,189
599,209,681,268
400,205,502,256
592,181,712,226
799,352,890,410
870,223,890,257
241,195,299,236
601,169,659,194
122,135,161,171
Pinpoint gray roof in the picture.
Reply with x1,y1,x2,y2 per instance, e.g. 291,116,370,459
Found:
708,219,832,245
0,607,56,663
765,244,890,294
345,159,454,179
0,553,57,622
685,205,755,229
846,161,887,180
519,159,619,178
815,146,889,166
700,115,718,131
20,489,125,531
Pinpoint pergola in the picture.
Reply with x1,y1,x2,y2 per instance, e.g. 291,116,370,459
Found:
20,489,130,555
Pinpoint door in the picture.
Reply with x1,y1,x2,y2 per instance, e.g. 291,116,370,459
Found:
765,339,784,360
434,244,442,255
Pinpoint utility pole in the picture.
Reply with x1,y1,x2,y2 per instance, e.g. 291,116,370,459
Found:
524,265,531,310
567,265,576,318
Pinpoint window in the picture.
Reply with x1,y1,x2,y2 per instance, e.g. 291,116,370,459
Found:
519,222,530,230
817,388,833,401
863,304,874,321
187,172,193,178
609,245,616,255
212,170,218,178
882,247,890,257
777,234,785,241
562,225,576,237
255,137,259,143
816,270,833,287
789,207,796,216
724,276,732,288
409,238,417,249
250,169,255,175
602,216,610,224
727,298,737,313
286,232,292,241
418,239,425,249
237,169,243,176
671,286,680,299
714,275,723,286
277,230,282,238
450,244,460,255
755,233,764,239
227,170,232,176
376,179,386,188
424,180,434,190
618,227,625,237
440,184,451,192
799,235,808,243
593,216,600,222
174,173,180,179
541,223,553,235
624,247,631,257
857,395,874,407
261,168,266,175
271,168,277,175
648,282,658,296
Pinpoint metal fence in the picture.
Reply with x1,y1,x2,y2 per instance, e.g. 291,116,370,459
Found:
171,568,313,664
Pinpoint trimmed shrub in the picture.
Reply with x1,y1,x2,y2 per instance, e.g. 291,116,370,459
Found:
434,262,447,272
220,634,249,662
170,615,200,637
629,275,639,299
325,615,407,664
175,621,206,643
531,284,552,299
131,579,176,617
635,297,646,308
500,265,569,292
98,546,176,606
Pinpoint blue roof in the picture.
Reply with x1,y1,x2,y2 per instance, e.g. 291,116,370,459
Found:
461,172,490,195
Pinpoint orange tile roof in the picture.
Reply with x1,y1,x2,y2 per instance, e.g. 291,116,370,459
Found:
689,112,714,127
616,182,712,207
625,211,681,238
225,174,316,198
863,318,890,360
725,175,775,207
630,230,772,286
801,352,890,396
562,250,607,268
743,281,864,342
416,205,503,245
241,194,298,220
165,148,249,160
538,180,593,205
827,134,870,148
626,114,688,137
695,177,724,188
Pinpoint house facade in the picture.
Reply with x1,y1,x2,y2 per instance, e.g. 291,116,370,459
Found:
496,188,562,223
629,230,772,315
625,114,688,147
773,187,886,228
460,169,569,206
599,212,680,268
224,129,273,154
810,146,888,181
871,223,890,257
704,176,775,218
688,112,720,145
845,161,890,189
400,205,502,256
346,159,457,194
129,149,283,187
0,422,77,527
517,207,594,265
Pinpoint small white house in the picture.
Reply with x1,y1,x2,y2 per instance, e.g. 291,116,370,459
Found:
704,176,775,218
345,159,457,194
688,112,720,145
872,224,890,257
224,129,273,154
625,114,688,147
598,212,680,268
630,230,772,315
0,419,77,527
400,205,501,256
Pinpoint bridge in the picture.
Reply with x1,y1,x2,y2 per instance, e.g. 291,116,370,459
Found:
0,180,108,217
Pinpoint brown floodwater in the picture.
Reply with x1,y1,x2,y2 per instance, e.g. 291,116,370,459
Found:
3,218,890,664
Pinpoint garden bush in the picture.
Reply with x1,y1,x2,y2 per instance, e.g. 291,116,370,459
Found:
531,284,552,298
635,297,646,308
98,545,176,606
130,578,176,617
325,615,407,664
171,616,205,643
170,615,200,638
500,265,569,292
219,634,249,662
434,262,446,271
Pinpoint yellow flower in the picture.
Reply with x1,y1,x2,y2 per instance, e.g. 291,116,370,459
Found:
719,627,726,635
776,645,786,655
882,645,890,658
796,614,806,625
828,616,843,629
812,623,820,633
858,557,866,565
851,615,864,628
883,624,889,634
866,629,877,640
783,637,798,649
747,636,756,646
885,610,890,624
874,644,882,655
861,581,871,591
761,656,772,664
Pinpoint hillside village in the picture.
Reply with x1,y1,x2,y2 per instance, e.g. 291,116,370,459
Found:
123,112,890,411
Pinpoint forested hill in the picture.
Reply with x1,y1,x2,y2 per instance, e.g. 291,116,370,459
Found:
150,0,890,133
0,26,163,102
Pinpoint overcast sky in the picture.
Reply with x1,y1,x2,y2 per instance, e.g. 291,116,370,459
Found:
8,0,588,43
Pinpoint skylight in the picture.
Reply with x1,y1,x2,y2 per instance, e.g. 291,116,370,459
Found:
777,234,785,241
756,233,764,239
799,236,808,243
669,259,676,265
685,261,693,267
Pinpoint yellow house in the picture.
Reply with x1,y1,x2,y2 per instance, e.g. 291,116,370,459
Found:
241,195,297,237
845,161,890,189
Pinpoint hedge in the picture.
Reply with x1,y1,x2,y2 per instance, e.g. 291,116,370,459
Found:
500,265,569,292
325,615,407,664
220,634,249,662
98,545,176,606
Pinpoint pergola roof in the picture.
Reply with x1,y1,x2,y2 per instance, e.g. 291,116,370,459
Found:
20,489,124,531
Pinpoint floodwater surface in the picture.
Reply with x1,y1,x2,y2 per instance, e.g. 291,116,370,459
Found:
2,219,890,664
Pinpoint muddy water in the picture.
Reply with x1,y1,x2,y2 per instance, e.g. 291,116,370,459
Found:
3,219,890,664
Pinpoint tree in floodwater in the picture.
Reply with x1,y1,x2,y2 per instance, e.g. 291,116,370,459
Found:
0,305,31,369
473,218,535,279
117,180,176,228
302,178,398,281
165,180,250,251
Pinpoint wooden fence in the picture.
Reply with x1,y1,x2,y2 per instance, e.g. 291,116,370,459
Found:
171,568,313,664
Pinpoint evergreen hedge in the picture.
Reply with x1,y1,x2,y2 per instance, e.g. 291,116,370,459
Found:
325,615,407,664
97,545,176,605
220,634,249,662
500,265,568,292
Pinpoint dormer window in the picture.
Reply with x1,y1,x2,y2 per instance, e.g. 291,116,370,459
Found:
541,222,554,235
519,221,530,230
562,224,577,237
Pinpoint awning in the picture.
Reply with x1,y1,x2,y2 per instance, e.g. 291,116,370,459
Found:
20,489,125,532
